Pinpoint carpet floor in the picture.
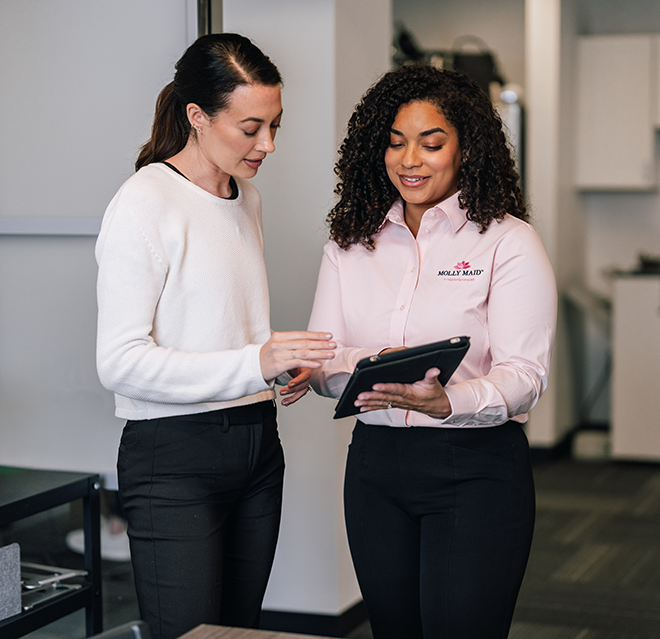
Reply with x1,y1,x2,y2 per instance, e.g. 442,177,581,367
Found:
3,456,660,638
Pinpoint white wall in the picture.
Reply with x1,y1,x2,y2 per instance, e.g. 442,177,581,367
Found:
0,0,194,485
0,0,193,221
523,0,590,445
223,0,391,616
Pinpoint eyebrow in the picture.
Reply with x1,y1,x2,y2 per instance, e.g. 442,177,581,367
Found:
390,126,447,137
240,109,284,124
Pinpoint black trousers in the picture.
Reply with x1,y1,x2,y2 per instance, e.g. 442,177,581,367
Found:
117,401,284,639
344,421,535,639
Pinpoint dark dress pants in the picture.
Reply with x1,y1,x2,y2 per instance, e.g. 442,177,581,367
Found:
117,400,284,639
344,420,535,639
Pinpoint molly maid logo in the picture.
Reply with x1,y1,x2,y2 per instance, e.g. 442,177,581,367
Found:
438,260,484,279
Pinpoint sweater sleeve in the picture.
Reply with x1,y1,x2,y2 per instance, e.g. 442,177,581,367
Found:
95,181,272,406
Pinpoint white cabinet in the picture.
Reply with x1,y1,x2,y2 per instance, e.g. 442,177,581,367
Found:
656,37,660,129
610,276,660,461
575,35,658,190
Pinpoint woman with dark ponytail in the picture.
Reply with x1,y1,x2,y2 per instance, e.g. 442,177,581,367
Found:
96,34,335,639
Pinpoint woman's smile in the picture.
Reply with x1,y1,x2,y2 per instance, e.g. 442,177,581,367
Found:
398,174,430,187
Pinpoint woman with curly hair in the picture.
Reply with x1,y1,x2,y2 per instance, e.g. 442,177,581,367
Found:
308,64,557,638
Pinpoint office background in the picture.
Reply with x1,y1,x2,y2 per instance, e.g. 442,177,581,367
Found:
1,0,660,634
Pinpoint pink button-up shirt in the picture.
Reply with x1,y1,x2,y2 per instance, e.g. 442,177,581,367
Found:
308,192,557,428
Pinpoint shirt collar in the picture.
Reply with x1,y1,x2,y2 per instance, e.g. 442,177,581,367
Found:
384,199,406,226
385,191,468,233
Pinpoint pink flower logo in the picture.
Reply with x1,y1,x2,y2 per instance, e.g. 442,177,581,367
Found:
454,261,470,270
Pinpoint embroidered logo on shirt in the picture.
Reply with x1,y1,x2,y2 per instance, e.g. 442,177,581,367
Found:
438,260,484,280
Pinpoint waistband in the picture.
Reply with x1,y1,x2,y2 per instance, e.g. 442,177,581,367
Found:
130,400,276,426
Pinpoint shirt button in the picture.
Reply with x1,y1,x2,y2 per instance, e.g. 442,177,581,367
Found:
411,267,416,273
399,305,405,310
430,211,436,217
424,229,430,234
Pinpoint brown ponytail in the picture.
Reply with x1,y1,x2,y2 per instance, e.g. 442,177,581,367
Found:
135,82,190,171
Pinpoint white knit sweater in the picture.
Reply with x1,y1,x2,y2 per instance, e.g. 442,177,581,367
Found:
96,163,274,420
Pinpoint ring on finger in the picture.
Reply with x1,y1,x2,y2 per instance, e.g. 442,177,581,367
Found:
387,402,392,410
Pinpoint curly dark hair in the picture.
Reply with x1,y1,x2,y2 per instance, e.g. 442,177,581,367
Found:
328,64,526,249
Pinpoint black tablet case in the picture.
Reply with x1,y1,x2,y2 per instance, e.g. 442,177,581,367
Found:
334,336,470,419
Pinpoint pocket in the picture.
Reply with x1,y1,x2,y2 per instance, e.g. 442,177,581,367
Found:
119,422,139,450
117,422,144,482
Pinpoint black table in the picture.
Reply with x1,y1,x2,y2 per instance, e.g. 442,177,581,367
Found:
0,466,102,637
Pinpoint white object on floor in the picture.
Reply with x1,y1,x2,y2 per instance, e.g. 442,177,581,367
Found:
572,430,610,460
65,516,131,562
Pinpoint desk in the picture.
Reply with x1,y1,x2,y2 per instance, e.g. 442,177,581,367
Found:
0,466,102,638
178,624,334,639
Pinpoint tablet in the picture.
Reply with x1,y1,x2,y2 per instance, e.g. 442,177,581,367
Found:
333,336,470,419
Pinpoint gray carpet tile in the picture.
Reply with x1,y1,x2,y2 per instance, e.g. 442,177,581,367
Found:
514,459,660,637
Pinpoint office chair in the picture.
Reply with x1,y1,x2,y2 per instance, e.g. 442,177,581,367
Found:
91,620,152,639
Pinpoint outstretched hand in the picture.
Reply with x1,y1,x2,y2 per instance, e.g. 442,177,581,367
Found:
279,367,312,406
260,330,335,385
354,367,452,419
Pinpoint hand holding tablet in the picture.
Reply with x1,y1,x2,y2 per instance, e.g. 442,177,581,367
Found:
334,336,470,419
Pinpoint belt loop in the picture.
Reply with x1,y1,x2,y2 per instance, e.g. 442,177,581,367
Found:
221,410,230,433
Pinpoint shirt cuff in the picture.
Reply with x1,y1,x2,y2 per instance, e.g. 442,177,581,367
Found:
439,382,508,427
